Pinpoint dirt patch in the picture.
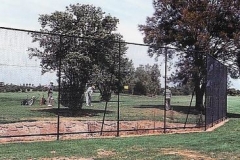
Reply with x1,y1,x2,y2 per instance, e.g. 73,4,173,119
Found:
161,148,216,160
206,119,229,132
37,149,115,160
97,149,116,158
40,157,93,160
0,119,227,144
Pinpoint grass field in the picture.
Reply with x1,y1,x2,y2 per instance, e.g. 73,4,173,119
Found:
0,93,239,159
0,91,198,123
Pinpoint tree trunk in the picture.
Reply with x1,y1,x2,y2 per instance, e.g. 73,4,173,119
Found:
195,82,205,112
98,83,112,102
193,50,206,112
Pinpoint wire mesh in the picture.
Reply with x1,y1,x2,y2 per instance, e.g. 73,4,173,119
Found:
205,54,227,128
0,27,228,141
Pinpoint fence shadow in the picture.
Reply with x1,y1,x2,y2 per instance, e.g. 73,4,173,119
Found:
171,105,200,115
134,105,201,115
32,108,114,117
227,113,240,118
133,105,163,109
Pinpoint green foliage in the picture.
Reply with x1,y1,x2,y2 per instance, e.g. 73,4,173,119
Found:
227,88,240,96
133,81,147,95
139,0,240,108
60,53,92,110
90,36,130,102
133,64,161,95
28,4,131,110
170,85,193,96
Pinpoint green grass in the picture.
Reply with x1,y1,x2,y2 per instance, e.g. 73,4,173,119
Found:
0,94,239,159
87,94,198,123
0,92,56,123
0,114,240,159
0,92,198,123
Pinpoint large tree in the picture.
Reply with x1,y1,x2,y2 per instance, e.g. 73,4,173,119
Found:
139,0,240,110
133,64,161,95
89,34,131,101
28,4,128,111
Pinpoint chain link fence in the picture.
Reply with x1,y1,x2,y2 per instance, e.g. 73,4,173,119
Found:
0,27,227,142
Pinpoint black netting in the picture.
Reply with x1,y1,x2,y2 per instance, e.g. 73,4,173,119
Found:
205,54,227,127
0,27,228,141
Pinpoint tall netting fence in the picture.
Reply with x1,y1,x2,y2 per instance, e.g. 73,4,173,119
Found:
121,44,204,134
0,27,227,141
163,48,203,132
116,43,164,135
205,54,227,128
0,28,59,140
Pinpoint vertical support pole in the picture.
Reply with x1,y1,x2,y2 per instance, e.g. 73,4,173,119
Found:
225,66,227,119
205,53,208,131
164,47,167,133
100,101,108,136
117,40,121,137
211,57,215,128
57,35,62,140
184,88,195,128
217,64,220,121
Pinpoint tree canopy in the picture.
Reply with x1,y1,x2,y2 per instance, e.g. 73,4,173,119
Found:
28,4,131,111
139,0,240,110
133,64,161,95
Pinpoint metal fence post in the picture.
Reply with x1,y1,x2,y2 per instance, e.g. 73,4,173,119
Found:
164,47,167,133
205,53,208,131
57,35,62,140
117,40,121,137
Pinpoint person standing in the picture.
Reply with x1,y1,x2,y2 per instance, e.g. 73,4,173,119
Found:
85,85,95,106
165,87,172,110
47,81,54,107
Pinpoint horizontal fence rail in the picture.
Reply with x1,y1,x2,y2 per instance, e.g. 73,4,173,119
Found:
0,27,227,142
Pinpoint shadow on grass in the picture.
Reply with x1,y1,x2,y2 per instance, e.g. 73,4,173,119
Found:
0,119,37,124
91,100,124,103
134,105,201,115
32,108,114,117
227,113,240,118
133,105,162,109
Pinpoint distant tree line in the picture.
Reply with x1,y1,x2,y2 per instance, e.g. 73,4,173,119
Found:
0,84,55,93
1,80,239,97
227,88,240,96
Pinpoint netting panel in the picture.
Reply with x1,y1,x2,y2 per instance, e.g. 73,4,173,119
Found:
205,54,227,126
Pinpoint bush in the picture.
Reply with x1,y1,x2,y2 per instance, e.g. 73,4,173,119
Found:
133,81,147,95
60,81,85,111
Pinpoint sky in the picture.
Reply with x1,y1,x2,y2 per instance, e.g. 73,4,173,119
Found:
0,0,239,89
0,0,154,43
0,0,156,86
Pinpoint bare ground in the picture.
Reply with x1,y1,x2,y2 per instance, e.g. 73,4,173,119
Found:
0,119,228,144
161,148,216,160
0,120,228,160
